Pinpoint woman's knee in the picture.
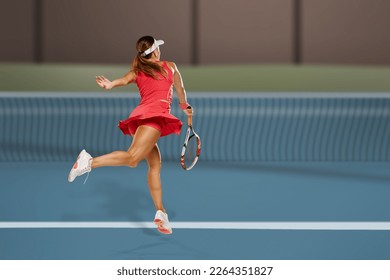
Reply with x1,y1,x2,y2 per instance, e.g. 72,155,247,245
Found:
127,126,161,168
148,160,162,172
146,147,162,171
126,149,142,168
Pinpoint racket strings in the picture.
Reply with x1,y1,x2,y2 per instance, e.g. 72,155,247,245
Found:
181,123,201,170
184,135,198,166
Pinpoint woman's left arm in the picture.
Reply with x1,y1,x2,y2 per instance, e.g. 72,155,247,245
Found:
96,70,136,90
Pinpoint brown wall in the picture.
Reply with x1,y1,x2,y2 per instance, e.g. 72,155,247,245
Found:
0,0,35,62
302,0,390,65
198,0,293,64
1,0,390,65
43,0,192,64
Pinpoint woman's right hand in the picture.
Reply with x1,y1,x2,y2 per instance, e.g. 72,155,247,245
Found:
183,106,193,117
96,75,113,90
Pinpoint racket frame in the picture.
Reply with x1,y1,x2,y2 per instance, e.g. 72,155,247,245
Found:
180,108,201,170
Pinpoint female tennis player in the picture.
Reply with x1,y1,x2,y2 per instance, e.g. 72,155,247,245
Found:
68,35,192,235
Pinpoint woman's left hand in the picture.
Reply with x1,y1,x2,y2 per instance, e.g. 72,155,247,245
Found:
96,75,113,90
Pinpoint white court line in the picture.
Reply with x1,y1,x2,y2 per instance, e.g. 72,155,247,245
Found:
1,222,390,230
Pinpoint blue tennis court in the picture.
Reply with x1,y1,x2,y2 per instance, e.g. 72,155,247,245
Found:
1,92,390,260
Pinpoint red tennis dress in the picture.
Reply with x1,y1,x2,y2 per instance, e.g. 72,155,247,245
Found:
118,61,182,137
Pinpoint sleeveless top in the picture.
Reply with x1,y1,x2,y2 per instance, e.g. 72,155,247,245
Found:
118,61,182,137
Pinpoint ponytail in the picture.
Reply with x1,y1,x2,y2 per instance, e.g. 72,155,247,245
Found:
131,54,167,79
132,36,167,79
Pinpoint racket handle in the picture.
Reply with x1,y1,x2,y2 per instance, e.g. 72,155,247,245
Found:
187,107,193,126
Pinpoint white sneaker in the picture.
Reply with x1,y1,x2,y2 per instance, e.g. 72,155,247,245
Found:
68,149,92,183
154,210,173,234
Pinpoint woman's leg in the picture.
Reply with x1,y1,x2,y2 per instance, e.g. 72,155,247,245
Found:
145,144,165,213
146,144,172,234
91,125,161,169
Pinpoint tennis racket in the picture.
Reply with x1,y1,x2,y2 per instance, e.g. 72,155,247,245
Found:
180,107,201,170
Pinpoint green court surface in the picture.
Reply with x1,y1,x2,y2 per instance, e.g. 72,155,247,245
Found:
1,63,390,92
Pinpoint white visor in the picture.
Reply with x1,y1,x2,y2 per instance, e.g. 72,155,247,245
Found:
141,39,164,57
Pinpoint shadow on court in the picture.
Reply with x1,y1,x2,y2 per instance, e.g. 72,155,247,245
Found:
212,162,390,185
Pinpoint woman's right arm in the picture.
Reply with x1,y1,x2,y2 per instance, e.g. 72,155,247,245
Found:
171,62,192,116
96,70,136,90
